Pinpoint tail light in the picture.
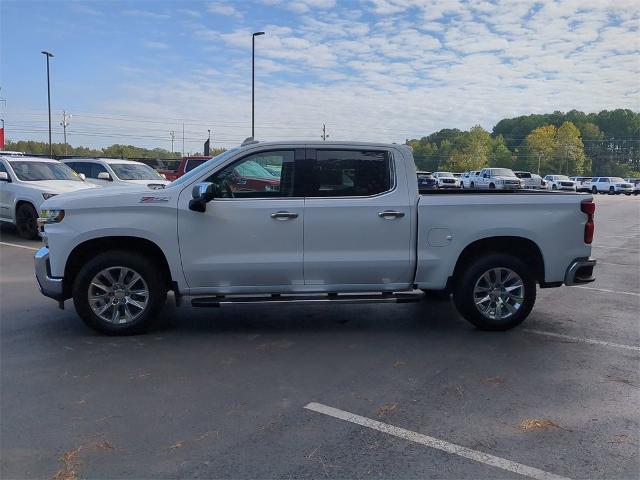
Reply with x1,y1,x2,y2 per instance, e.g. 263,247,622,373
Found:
581,199,595,244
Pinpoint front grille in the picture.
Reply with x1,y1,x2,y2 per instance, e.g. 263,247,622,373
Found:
442,179,455,183
561,182,574,187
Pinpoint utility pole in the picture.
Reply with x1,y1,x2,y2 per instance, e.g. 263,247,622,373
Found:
60,110,71,155
170,130,175,154
182,123,185,158
565,145,569,175
321,124,329,141
252,31,265,139
537,153,542,175
41,51,54,157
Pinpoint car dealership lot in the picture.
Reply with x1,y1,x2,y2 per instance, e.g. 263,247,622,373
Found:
1,195,638,479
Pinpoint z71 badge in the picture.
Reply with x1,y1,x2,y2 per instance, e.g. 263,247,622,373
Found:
139,196,170,203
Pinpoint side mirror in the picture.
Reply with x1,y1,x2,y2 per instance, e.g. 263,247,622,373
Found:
78,173,86,181
0,172,9,182
97,172,112,181
189,182,215,212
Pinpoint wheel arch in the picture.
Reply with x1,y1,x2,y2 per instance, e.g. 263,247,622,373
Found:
451,236,545,288
63,236,174,298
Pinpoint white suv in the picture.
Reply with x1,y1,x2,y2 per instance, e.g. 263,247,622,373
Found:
475,168,523,189
0,155,98,239
433,171,460,189
590,177,634,195
544,175,576,191
62,158,170,189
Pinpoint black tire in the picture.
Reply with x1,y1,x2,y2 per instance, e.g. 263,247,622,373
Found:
453,254,536,331
16,203,39,240
552,184,557,190
72,250,167,335
609,187,615,195
421,289,451,301
591,186,598,194
470,182,475,189
489,183,495,189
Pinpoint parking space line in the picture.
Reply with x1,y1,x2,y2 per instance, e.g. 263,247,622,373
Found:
596,260,639,267
593,245,639,253
523,329,640,352
304,402,573,480
0,241,39,251
569,285,640,297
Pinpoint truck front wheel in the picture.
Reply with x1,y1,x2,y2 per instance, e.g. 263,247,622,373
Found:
72,251,167,335
453,254,536,331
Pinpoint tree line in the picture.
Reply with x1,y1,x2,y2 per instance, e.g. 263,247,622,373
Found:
2,140,227,160
408,109,640,177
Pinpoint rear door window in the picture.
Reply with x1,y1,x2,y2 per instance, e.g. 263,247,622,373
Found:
304,149,392,197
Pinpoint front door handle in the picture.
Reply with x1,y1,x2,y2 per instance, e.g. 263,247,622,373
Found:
378,210,405,219
270,211,299,220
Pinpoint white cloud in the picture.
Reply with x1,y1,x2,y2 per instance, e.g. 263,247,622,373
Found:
122,10,170,20
68,3,104,16
207,1,242,18
143,41,169,49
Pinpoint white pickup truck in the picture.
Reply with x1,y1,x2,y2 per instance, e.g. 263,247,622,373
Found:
35,141,597,335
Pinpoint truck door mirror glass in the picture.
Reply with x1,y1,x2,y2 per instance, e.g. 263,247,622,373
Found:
97,172,112,181
78,173,86,181
189,182,215,212
0,172,9,181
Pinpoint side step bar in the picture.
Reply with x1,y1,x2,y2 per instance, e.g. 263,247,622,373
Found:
191,292,423,308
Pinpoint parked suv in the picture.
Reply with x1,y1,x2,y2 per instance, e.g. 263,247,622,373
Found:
590,177,634,195
625,178,640,195
433,171,460,189
570,176,593,193
416,171,437,191
475,168,523,189
63,158,170,189
0,155,98,239
514,171,546,189
544,175,576,191
463,171,481,189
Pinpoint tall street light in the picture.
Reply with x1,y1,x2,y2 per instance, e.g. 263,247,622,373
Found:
252,31,265,139
41,51,54,157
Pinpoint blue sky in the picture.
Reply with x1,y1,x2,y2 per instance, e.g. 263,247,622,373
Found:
1,0,638,152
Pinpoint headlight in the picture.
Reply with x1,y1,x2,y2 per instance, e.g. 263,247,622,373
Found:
37,209,65,226
42,193,57,200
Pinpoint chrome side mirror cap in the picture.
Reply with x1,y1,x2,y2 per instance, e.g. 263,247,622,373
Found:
189,182,215,212
0,172,9,182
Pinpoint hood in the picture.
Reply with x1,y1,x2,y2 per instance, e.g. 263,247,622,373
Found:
492,176,521,181
22,180,100,194
124,179,172,188
41,183,178,210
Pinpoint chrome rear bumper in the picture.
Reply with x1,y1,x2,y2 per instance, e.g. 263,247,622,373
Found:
565,257,596,285
34,247,64,301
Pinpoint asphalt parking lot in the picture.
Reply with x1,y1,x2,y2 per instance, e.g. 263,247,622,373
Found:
1,194,638,479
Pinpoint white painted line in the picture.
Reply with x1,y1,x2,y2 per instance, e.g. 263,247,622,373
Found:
523,329,640,352
304,402,573,480
597,235,640,240
569,285,640,297
0,241,39,251
596,260,639,267
593,245,639,253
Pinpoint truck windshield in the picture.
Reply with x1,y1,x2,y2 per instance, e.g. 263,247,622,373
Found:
9,161,83,182
110,163,164,180
491,169,516,177
169,149,238,188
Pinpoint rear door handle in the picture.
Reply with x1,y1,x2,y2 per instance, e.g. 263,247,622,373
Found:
378,210,405,219
271,211,299,220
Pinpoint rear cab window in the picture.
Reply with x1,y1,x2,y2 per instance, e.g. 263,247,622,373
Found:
304,149,392,197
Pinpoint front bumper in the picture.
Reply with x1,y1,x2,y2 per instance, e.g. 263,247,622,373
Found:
34,247,64,301
565,257,596,285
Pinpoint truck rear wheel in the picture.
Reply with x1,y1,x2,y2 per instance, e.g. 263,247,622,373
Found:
453,254,536,331
72,251,167,335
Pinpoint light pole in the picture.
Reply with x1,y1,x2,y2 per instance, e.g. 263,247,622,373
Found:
41,51,54,157
252,31,265,139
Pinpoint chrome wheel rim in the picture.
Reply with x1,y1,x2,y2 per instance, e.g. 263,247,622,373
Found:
473,267,524,320
88,267,149,324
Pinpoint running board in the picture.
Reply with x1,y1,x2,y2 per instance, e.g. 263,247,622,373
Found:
191,292,423,308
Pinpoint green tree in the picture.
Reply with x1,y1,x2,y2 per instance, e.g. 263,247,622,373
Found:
554,122,586,175
525,125,557,174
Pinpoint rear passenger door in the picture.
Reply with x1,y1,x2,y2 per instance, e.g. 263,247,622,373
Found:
302,148,413,290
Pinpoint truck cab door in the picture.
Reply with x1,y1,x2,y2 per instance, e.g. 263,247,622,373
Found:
177,149,305,293
301,148,414,291
0,160,13,220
